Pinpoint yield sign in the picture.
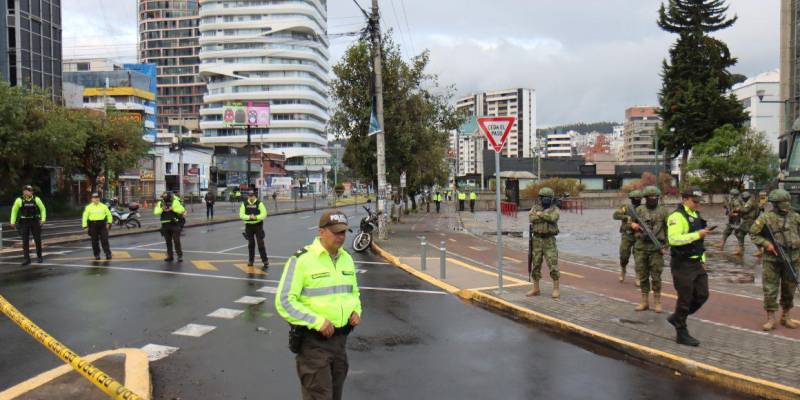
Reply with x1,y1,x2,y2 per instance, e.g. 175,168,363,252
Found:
478,116,516,153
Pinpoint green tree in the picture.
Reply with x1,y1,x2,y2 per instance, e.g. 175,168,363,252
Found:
688,125,777,192
656,0,748,186
329,34,460,208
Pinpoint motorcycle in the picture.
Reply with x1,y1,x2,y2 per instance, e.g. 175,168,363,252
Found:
352,204,379,252
111,203,142,229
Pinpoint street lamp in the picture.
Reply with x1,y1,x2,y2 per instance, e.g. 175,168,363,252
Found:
756,89,795,133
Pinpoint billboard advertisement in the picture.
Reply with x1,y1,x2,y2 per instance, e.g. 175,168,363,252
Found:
223,102,270,127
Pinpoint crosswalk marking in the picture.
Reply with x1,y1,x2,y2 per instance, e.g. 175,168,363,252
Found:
234,263,267,275
207,308,244,319
141,344,179,362
112,251,131,259
192,260,218,271
149,252,165,260
172,323,216,337
235,296,267,305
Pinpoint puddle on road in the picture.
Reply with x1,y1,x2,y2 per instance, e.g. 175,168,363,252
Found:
348,334,423,352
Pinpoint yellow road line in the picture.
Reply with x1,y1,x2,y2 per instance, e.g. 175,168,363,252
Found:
149,252,165,260
192,261,218,271
234,263,266,276
112,251,131,259
471,282,529,291
561,271,584,279
448,238,457,243
503,256,522,263
446,258,529,285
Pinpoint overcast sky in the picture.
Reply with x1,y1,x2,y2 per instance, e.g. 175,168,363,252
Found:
63,0,779,127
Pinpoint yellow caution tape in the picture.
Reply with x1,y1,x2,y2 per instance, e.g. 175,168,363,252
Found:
0,295,145,400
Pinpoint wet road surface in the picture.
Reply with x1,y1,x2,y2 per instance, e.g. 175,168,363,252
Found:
0,208,750,399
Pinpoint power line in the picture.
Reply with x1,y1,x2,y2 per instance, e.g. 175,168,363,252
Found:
388,0,411,56
399,0,416,56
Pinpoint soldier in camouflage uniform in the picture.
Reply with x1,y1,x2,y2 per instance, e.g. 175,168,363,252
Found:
526,187,561,299
613,190,643,285
749,189,800,331
631,186,670,313
736,191,761,257
720,188,743,252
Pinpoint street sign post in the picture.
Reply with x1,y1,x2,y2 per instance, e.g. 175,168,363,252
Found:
478,116,516,291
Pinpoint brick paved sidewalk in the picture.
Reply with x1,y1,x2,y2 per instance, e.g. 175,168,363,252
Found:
375,206,800,400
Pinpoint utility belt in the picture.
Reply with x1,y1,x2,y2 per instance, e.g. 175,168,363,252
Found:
532,233,557,238
289,324,354,354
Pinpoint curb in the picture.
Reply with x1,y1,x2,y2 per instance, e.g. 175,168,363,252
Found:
372,241,800,400
0,348,151,400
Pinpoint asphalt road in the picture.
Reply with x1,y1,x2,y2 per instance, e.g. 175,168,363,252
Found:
0,208,749,399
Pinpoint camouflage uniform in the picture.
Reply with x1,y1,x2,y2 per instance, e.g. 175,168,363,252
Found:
735,195,759,248
633,198,670,295
529,203,560,281
749,200,799,315
721,190,743,247
613,190,642,283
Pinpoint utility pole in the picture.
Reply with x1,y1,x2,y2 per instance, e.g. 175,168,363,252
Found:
246,123,252,189
260,129,265,199
178,109,184,197
371,0,388,240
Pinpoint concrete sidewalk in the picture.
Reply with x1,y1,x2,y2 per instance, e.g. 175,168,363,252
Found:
374,205,800,400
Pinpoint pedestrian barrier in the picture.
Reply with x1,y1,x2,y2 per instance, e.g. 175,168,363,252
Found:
439,241,447,279
500,201,518,217
0,295,145,400
420,236,427,271
560,198,583,215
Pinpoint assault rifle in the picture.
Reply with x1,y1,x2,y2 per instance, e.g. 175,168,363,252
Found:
527,223,533,282
763,222,799,284
626,202,663,248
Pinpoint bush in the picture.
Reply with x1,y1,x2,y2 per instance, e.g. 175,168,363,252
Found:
621,172,678,196
521,178,585,199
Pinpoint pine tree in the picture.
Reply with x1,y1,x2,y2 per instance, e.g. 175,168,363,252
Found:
657,0,748,187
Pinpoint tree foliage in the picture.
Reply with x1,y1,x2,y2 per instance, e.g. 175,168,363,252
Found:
687,124,777,192
656,0,748,186
538,121,618,136
329,34,460,202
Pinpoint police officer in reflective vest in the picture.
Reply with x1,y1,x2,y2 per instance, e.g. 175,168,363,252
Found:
240,190,269,270
82,193,113,260
276,211,362,400
666,187,712,347
457,190,466,211
154,191,186,262
9,185,46,265
434,191,442,213
469,190,477,213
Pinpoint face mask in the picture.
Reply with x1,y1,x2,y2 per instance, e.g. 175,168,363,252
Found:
631,199,641,207
540,197,553,209
645,197,658,209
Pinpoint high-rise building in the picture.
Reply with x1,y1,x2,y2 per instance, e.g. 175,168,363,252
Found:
1,0,63,99
545,131,577,158
622,106,660,164
198,0,331,191
138,0,204,130
455,88,537,159
732,70,781,151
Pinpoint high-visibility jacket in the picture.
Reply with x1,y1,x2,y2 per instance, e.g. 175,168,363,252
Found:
470,192,477,200
667,204,706,262
154,198,186,224
276,238,362,331
10,196,46,224
435,194,442,202
458,192,466,200
239,198,267,224
82,202,112,228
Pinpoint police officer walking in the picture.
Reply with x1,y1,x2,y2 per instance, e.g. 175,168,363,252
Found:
630,186,670,313
469,190,477,213
276,210,362,400
666,188,712,346
749,189,799,331
204,191,216,220
613,190,643,285
527,187,561,299
434,191,442,213
457,190,466,212
82,193,112,260
240,190,269,270
10,185,47,265
154,191,186,262
720,188,743,252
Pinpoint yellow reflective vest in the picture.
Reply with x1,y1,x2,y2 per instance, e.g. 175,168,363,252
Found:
469,192,477,200
458,192,466,200
82,202,112,228
276,238,362,331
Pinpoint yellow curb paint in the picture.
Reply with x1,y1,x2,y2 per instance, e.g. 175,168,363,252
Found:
113,251,131,259
459,289,800,400
448,238,457,243
503,256,522,263
192,261,218,271
446,258,529,285
148,252,165,260
234,263,266,276
470,283,529,291
371,243,459,294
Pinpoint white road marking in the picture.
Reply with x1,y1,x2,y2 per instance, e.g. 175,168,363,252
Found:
307,225,319,230
207,308,245,319
217,244,248,253
131,241,167,249
256,286,278,294
141,344,179,362
235,296,267,305
172,323,216,337
299,215,312,219
356,269,367,274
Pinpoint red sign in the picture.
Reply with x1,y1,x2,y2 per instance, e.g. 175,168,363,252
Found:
478,116,516,153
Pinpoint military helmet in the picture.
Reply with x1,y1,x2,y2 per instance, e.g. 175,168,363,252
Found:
740,191,752,200
768,189,791,203
642,186,661,197
628,190,643,199
538,187,555,197
729,188,740,196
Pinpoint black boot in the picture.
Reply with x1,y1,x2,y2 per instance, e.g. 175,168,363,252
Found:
105,254,112,260
676,328,700,347
21,258,31,266
177,255,183,262
261,261,269,272
36,256,43,263
94,254,101,260
164,255,174,262
247,260,254,267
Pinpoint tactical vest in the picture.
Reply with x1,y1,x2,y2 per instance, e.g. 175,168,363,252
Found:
670,205,706,259
244,200,261,216
531,207,560,237
18,197,40,219
160,199,179,223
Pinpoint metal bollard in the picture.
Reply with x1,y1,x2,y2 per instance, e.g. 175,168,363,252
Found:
313,194,317,213
420,236,427,271
439,241,446,279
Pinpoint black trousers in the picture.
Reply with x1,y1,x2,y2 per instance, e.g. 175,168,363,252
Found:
245,222,268,264
470,200,475,212
18,219,42,260
161,223,183,258
296,333,349,400
458,200,465,211
435,201,440,213
88,221,111,257
670,257,709,329
206,203,214,219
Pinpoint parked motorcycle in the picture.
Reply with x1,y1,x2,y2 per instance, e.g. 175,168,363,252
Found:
352,203,379,252
111,203,142,229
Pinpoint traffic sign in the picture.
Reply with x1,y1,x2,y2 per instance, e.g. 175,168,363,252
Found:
478,116,516,153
